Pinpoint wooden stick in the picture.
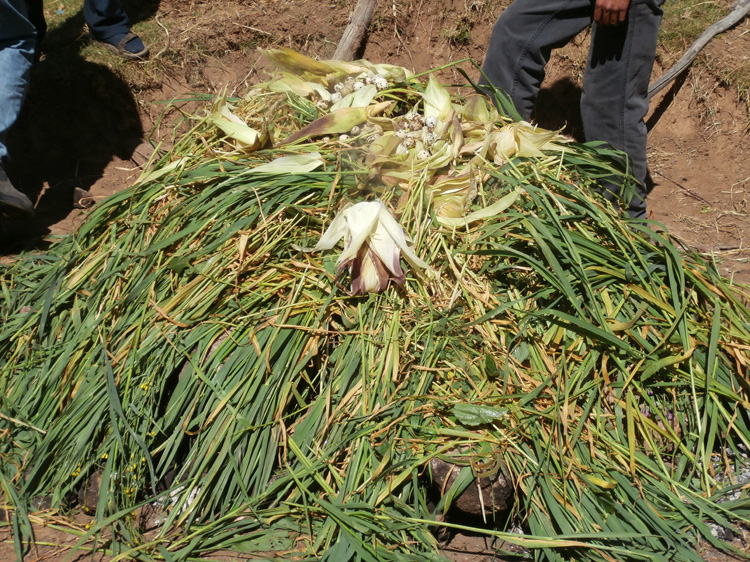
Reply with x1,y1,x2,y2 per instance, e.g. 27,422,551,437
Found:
648,0,750,99
333,0,379,61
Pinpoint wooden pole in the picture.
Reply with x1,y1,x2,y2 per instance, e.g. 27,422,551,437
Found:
333,0,379,61
648,0,750,99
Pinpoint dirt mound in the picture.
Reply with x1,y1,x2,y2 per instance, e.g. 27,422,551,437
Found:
4,0,749,281
1,2,750,559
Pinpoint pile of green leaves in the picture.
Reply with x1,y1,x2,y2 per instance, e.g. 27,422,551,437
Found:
2,55,750,562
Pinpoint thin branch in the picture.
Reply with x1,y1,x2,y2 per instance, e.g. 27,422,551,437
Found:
649,0,750,99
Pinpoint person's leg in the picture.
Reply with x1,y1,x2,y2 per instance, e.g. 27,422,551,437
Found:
84,0,148,59
26,0,46,55
0,0,35,163
480,0,595,119
83,0,131,42
0,0,36,216
581,0,664,218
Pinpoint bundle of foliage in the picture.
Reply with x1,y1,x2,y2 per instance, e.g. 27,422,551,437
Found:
2,50,750,562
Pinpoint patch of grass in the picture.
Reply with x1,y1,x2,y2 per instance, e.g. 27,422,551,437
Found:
658,0,750,122
443,16,473,46
709,57,750,129
227,35,273,53
659,0,730,57
686,63,723,132
37,0,167,92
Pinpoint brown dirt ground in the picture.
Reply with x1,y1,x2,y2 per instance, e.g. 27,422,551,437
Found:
2,0,750,560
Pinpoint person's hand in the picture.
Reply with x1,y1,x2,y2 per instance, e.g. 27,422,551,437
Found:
594,0,631,26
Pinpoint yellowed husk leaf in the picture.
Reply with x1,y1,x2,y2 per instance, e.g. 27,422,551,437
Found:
248,152,325,175
437,187,523,227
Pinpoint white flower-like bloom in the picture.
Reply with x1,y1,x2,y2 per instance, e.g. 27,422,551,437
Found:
302,200,431,295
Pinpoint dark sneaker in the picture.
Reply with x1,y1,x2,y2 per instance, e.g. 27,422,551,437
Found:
0,166,35,218
92,31,149,61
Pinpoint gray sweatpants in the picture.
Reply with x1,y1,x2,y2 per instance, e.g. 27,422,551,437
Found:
481,0,665,218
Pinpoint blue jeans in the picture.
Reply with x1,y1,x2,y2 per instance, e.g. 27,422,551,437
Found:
0,0,36,163
84,0,131,43
481,0,665,217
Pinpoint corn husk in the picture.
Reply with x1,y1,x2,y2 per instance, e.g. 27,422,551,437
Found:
206,93,266,150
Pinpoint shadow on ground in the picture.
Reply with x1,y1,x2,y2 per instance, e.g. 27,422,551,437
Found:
0,0,160,253
533,76,585,140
